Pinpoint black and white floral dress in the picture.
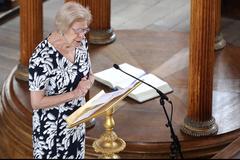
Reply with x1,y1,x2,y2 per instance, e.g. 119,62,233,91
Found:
29,37,91,159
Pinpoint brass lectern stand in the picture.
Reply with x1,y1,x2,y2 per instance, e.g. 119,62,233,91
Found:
66,82,141,159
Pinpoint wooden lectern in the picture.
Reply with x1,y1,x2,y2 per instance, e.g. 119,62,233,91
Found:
66,82,141,159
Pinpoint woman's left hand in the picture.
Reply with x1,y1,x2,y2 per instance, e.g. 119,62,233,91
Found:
79,76,93,94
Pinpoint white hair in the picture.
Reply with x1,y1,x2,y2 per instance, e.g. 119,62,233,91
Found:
55,1,92,34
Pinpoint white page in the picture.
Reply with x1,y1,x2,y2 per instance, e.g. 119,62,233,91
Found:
73,87,131,124
94,63,146,89
94,67,120,88
74,104,103,123
115,63,146,88
91,88,129,106
131,74,167,94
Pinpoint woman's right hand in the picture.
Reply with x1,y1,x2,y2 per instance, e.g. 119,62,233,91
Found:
72,82,85,99
72,77,90,99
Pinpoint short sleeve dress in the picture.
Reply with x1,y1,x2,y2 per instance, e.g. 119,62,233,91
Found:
29,37,91,159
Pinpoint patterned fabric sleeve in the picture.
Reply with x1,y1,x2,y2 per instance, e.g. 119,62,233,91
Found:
85,39,92,76
29,45,50,91
88,51,92,75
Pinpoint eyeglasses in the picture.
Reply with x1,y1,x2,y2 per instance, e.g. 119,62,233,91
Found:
72,27,90,34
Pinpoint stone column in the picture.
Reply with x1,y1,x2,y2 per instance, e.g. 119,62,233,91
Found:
65,0,116,44
215,0,226,50
15,0,43,81
181,0,218,137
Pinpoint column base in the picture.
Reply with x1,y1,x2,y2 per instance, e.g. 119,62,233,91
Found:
14,63,28,81
215,32,226,51
180,117,218,137
88,28,116,45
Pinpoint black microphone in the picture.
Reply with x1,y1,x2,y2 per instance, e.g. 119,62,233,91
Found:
113,64,169,102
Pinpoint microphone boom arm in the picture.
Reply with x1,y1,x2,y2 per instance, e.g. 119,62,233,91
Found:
113,64,169,102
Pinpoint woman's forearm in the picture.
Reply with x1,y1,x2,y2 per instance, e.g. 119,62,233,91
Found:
31,73,94,110
31,91,79,110
89,72,95,85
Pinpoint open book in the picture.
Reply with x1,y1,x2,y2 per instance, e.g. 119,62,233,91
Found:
66,82,141,128
94,63,173,103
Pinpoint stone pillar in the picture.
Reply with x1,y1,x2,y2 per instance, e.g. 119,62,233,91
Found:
15,0,43,81
65,0,116,44
215,0,226,50
181,0,218,137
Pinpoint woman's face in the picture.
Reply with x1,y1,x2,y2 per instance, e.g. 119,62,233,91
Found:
64,20,89,47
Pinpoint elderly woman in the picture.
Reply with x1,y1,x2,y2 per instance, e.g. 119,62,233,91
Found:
28,2,94,159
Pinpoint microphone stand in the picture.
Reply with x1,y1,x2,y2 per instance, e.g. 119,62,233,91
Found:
113,64,183,159
158,94,183,159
